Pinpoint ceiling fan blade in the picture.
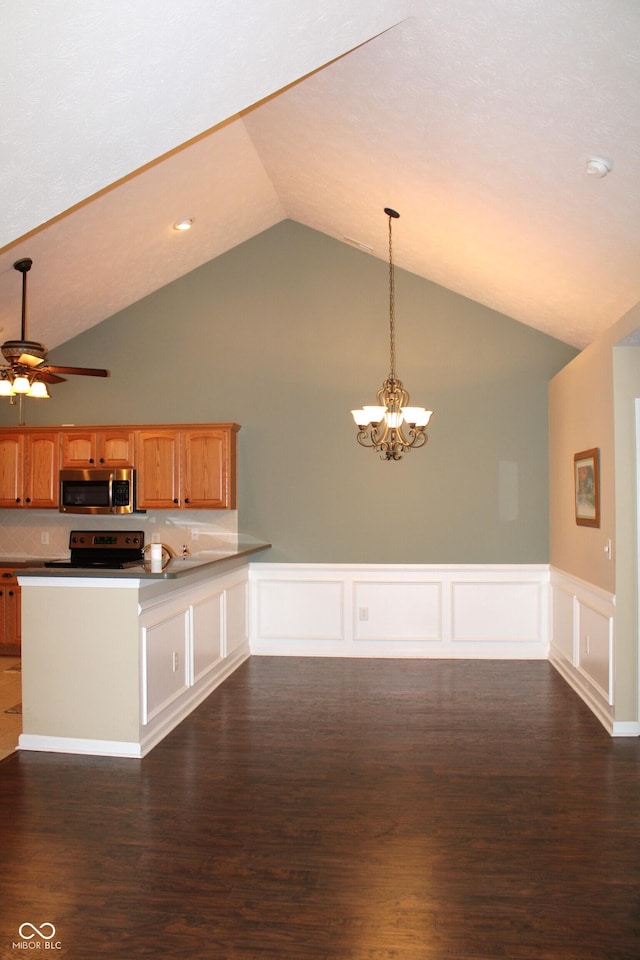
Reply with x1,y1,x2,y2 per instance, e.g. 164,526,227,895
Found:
37,370,67,384
43,365,110,378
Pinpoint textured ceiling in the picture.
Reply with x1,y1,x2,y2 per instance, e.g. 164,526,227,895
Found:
1,0,639,353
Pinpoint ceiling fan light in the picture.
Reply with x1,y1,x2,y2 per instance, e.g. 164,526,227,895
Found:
0,378,15,396
12,374,31,394
27,379,50,398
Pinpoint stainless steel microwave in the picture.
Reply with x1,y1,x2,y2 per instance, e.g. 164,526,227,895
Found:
59,468,135,514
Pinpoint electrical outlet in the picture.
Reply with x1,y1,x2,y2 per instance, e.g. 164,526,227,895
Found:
172,651,179,672
191,528,199,541
359,607,369,621
41,531,49,545
151,531,161,543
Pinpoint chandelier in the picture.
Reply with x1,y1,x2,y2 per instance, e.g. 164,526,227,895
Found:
351,208,433,460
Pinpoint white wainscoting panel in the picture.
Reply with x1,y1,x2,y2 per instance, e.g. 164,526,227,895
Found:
451,581,542,643
551,578,575,663
256,578,344,642
549,567,620,734
250,564,549,659
353,580,442,642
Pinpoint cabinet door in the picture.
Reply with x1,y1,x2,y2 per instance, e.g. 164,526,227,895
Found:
136,430,180,509
97,429,134,467
24,431,59,508
61,429,134,467
181,429,229,509
0,434,24,507
60,431,97,467
0,570,20,655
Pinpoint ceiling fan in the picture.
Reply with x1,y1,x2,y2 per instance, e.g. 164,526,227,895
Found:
0,257,109,399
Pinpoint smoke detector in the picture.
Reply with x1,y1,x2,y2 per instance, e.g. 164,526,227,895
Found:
586,157,612,178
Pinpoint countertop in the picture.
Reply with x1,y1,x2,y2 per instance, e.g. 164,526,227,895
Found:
8,536,271,581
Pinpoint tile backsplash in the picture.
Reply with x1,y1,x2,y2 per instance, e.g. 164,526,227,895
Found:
0,509,238,559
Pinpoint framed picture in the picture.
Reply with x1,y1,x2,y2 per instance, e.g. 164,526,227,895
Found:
574,448,600,527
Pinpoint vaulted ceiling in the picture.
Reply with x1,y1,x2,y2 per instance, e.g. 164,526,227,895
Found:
1,0,639,354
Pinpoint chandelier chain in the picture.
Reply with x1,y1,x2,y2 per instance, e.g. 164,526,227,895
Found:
388,212,396,381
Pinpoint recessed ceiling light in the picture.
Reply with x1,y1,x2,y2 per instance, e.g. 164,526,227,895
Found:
173,218,194,231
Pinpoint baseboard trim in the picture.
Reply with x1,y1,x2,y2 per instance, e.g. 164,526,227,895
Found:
549,649,619,736
19,645,251,759
139,646,250,756
18,734,143,758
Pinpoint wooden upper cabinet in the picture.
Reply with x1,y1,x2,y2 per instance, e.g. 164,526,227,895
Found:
24,431,59,508
136,425,238,510
61,428,134,467
0,431,58,508
0,434,23,507
0,423,238,511
182,429,229,509
135,430,180,510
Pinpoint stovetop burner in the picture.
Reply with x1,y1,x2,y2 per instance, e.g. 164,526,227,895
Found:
45,530,145,569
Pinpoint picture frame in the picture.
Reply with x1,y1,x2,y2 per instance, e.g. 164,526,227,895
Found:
574,448,600,527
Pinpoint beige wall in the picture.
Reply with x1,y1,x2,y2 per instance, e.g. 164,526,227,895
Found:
549,301,640,720
549,300,640,589
549,334,616,592
0,221,576,564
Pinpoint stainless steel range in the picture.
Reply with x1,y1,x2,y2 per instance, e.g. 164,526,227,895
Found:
45,530,145,569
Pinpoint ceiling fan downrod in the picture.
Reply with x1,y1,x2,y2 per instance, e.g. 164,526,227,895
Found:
13,258,33,341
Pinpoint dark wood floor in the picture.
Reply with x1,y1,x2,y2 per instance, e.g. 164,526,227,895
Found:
1,658,639,959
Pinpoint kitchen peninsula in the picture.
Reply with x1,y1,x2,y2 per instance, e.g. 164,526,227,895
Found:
17,537,270,758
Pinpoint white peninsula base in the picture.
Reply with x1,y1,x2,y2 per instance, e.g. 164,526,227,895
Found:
18,557,254,758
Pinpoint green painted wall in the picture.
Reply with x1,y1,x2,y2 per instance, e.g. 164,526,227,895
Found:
5,221,576,562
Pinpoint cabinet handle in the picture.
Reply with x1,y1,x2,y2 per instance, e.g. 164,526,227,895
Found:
99,458,105,463
8,590,13,597
173,498,179,504
1,572,11,578
25,497,31,503
15,497,20,503
89,458,95,464
184,498,190,504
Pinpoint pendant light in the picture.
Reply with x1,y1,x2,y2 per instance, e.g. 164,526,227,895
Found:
351,208,433,460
